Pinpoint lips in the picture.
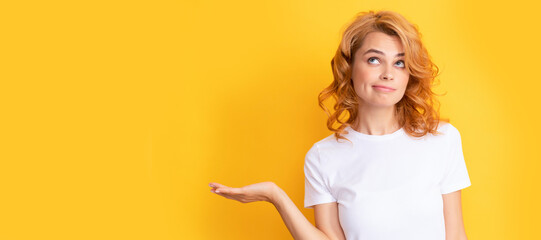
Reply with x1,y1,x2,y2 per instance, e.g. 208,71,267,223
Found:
372,85,396,91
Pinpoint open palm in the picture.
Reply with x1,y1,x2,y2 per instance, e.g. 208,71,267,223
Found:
209,181,277,203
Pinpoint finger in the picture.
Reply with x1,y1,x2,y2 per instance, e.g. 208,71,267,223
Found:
214,187,230,194
209,182,228,189
210,187,227,194
211,190,228,198
229,188,242,194
212,190,237,199
219,187,243,195
214,192,245,203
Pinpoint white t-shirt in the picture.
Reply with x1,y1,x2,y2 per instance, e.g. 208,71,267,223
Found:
304,122,471,240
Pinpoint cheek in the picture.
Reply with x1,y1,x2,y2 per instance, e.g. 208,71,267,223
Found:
397,75,410,99
393,70,409,86
352,66,377,84
400,74,410,88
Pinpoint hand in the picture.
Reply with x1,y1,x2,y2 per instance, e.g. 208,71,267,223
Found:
209,181,277,203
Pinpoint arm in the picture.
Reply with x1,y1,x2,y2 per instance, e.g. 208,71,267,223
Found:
313,202,346,240
209,181,336,240
271,185,332,240
442,190,468,240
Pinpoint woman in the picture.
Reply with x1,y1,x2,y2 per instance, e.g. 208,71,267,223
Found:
209,10,471,240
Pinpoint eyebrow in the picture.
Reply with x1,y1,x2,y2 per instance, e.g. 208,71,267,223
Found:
363,48,405,57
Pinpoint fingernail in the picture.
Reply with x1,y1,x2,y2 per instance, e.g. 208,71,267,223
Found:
215,190,220,193
209,183,215,187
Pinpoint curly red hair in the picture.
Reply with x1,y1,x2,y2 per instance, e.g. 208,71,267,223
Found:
319,10,449,142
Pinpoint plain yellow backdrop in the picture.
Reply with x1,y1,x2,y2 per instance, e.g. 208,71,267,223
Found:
1,0,540,239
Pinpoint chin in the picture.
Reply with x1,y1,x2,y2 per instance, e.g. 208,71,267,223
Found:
358,96,402,107
364,102,398,108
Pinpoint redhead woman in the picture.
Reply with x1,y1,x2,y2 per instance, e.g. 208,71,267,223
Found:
209,10,471,240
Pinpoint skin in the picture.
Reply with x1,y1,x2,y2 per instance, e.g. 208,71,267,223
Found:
350,31,409,135
209,31,468,240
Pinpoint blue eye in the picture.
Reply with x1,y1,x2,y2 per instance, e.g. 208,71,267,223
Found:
368,57,379,64
395,60,405,68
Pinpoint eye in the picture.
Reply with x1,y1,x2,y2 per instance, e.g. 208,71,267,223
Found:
395,60,405,68
368,57,380,64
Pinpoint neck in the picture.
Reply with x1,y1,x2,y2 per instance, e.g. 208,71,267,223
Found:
352,104,400,135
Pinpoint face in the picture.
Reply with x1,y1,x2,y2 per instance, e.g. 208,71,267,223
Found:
351,31,409,108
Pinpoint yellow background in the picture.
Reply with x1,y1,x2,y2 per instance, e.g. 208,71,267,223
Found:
1,0,540,239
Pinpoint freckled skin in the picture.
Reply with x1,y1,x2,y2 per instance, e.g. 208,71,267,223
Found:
351,31,410,108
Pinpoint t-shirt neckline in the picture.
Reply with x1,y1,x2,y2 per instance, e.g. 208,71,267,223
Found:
345,125,405,141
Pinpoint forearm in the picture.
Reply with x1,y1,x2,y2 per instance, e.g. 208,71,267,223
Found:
446,234,468,240
270,185,330,240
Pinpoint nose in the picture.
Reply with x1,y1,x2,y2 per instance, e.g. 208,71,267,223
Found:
381,70,393,80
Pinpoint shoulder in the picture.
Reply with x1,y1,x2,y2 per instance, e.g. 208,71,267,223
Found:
436,121,461,137
305,131,356,166
434,122,463,151
310,132,355,154
304,134,334,160
437,121,460,136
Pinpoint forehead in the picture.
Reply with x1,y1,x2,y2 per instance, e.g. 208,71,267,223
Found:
358,31,404,55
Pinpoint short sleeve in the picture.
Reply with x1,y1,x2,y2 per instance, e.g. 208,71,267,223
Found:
440,125,472,194
304,143,337,209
